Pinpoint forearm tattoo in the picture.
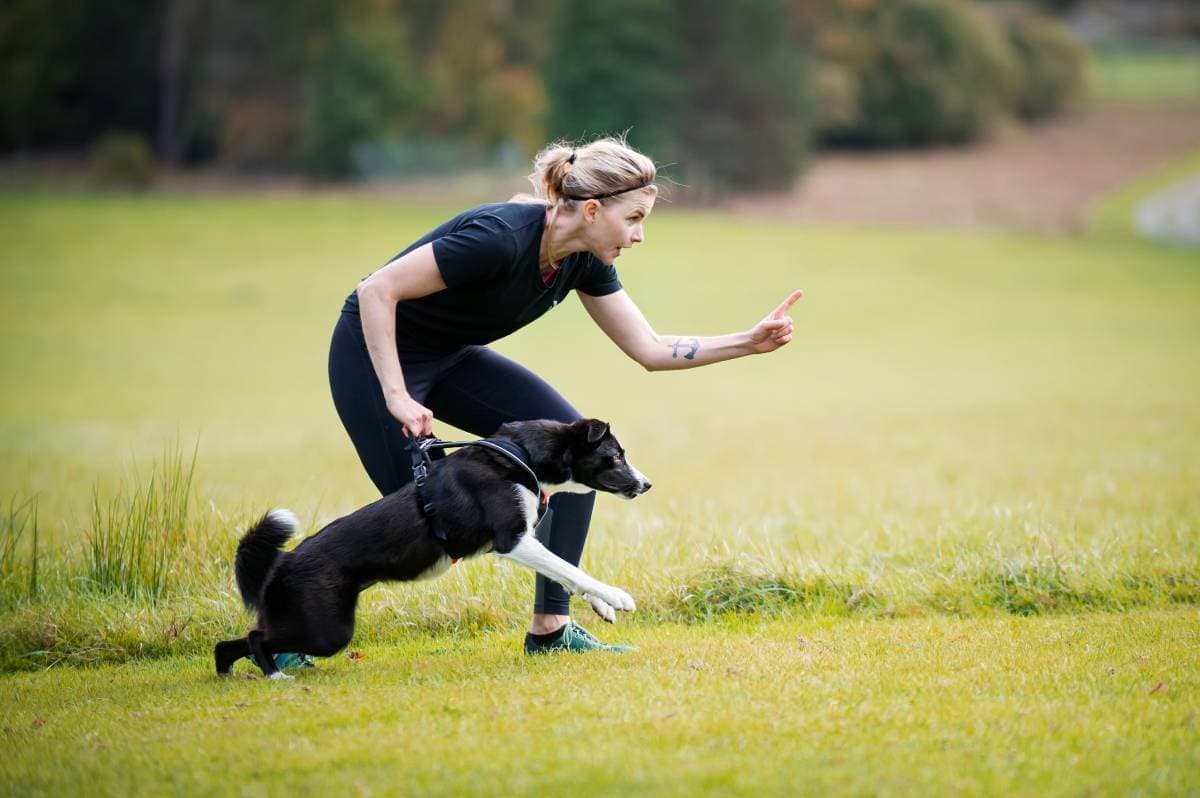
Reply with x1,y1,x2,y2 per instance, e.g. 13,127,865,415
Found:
669,337,700,360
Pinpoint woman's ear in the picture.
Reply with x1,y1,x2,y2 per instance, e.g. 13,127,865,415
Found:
583,199,600,223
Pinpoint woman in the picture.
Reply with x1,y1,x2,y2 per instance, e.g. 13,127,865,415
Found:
328,136,801,656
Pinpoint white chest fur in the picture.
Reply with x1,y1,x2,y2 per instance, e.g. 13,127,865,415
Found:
414,553,453,581
540,480,594,496
513,484,541,533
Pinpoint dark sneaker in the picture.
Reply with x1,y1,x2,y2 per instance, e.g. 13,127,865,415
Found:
248,652,316,671
523,621,636,655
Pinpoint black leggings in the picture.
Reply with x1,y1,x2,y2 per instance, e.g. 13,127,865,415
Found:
327,311,592,615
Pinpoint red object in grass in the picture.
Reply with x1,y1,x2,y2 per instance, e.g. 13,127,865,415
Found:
346,651,363,662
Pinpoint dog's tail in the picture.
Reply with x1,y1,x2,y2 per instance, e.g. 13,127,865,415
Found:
234,508,297,610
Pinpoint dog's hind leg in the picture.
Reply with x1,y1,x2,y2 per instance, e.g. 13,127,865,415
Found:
247,629,292,680
214,637,251,675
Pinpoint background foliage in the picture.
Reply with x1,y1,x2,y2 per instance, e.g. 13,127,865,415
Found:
543,0,685,170
1002,7,1091,120
804,0,1020,146
0,0,1098,192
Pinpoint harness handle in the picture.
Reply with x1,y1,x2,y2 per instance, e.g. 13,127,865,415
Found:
407,435,542,496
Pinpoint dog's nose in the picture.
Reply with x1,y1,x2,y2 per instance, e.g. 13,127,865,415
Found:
641,480,652,493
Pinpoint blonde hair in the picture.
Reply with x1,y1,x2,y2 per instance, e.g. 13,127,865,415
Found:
515,135,657,207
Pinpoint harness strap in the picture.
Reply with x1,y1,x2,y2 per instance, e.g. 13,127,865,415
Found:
407,436,549,559
408,440,461,559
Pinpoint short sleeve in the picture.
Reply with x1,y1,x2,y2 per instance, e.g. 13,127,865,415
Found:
575,256,623,297
430,217,516,288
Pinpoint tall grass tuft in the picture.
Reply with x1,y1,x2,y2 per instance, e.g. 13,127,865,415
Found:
665,557,871,622
0,495,40,606
85,443,198,602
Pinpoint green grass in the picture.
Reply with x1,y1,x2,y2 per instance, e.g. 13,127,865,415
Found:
0,495,39,603
0,188,1198,793
1090,44,1200,103
84,441,196,602
2,610,1197,795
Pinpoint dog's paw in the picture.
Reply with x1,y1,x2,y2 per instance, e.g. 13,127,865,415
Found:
592,585,636,613
268,671,294,681
583,593,617,623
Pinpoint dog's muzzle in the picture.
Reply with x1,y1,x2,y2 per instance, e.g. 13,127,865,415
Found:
618,475,652,500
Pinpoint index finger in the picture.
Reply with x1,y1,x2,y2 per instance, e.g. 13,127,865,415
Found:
770,288,804,319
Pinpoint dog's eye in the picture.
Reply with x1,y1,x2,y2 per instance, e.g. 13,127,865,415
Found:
611,454,623,464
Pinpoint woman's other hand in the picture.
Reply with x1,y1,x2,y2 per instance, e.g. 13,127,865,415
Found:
387,394,435,438
747,289,803,354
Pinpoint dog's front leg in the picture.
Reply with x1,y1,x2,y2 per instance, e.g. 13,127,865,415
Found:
499,534,635,620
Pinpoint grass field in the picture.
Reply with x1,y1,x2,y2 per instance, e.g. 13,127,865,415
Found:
4,611,1196,795
1,185,1198,794
1090,45,1200,103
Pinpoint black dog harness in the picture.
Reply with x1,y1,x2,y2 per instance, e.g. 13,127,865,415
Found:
407,436,550,560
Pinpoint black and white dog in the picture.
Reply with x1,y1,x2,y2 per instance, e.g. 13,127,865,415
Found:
215,419,650,678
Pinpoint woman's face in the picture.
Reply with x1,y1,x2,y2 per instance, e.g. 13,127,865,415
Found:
586,188,656,264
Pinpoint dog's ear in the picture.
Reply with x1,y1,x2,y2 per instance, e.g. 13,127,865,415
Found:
581,419,609,447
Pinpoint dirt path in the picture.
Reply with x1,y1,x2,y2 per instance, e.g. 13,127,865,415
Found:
722,102,1200,235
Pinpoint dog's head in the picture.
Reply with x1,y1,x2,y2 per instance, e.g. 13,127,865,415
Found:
566,419,651,500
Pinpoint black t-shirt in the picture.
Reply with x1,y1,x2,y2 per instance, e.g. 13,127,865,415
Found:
342,202,623,353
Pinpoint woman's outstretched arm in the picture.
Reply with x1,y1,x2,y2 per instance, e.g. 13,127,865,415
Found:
578,288,802,372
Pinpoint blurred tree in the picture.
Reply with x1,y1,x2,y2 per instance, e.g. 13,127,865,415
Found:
159,0,203,164
977,0,1085,13
804,0,1019,147
417,0,547,151
1001,8,1089,120
675,0,811,195
300,4,415,177
188,0,416,176
188,0,312,170
0,0,161,153
543,0,685,163
543,0,809,195
185,0,558,176
1032,0,1084,13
